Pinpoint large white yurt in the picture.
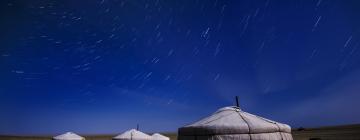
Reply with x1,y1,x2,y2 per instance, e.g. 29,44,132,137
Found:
151,133,169,140
113,129,151,140
53,132,85,140
178,106,293,140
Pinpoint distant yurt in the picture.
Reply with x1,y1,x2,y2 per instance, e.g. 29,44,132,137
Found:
151,133,169,140
113,129,151,140
53,132,85,140
178,106,293,140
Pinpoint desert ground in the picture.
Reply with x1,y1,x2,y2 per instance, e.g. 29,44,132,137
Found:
1,124,359,140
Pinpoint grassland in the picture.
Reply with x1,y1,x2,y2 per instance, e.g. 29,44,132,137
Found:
292,124,360,140
1,124,359,140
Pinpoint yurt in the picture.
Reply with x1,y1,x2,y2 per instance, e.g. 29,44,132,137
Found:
53,132,85,140
151,133,169,140
178,106,293,140
113,129,151,140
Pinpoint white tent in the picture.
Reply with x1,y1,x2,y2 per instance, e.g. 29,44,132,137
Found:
151,133,169,140
113,129,151,140
53,132,85,140
178,106,293,140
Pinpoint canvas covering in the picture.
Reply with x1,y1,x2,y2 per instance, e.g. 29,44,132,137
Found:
113,129,151,140
178,106,293,140
151,133,169,140
53,132,85,140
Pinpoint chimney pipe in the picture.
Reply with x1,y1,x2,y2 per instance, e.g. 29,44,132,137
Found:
235,96,239,107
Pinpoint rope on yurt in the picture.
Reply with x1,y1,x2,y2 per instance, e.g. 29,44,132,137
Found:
237,110,252,140
203,111,235,124
274,123,284,140
192,109,231,125
250,113,284,140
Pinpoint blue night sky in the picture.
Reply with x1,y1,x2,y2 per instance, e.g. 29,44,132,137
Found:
1,0,360,135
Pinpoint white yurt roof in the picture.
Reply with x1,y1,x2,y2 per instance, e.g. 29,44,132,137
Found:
113,129,151,140
151,133,169,140
178,106,293,140
53,132,84,140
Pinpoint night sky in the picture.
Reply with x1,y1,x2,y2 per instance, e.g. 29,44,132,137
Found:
1,0,360,135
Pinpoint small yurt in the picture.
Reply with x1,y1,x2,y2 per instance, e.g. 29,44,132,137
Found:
113,129,151,140
151,133,169,140
53,132,85,140
178,106,293,140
